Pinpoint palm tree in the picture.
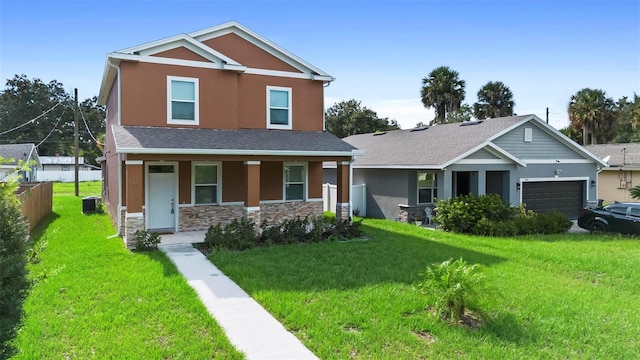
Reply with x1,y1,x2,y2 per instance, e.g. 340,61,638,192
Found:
420,66,466,124
568,88,616,145
472,81,515,119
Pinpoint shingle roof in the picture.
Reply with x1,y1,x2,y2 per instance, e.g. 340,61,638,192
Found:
584,143,640,168
112,125,359,155
0,144,37,165
343,115,531,167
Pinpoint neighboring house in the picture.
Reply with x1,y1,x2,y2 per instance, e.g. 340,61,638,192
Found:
97,21,360,247
39,156,100,171
324,115,606,221
584,143,640,204
0,143,40,181
37,156,102,182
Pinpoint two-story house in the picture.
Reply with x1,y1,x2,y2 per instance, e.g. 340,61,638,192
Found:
98,21,361,247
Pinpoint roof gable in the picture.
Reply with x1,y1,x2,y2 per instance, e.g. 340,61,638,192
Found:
98,21,333,105
0,143,40,166
201,33,301,73
189,21,330,77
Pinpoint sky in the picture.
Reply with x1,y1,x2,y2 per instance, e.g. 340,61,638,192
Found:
1,0,638,130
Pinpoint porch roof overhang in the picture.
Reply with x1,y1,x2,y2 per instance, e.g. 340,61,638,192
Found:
112,125,363,157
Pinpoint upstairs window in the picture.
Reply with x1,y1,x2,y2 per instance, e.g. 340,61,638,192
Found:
193,163,219,205
418,172,438,204
267,86,292,129
284,163,305,201
168,76,199,125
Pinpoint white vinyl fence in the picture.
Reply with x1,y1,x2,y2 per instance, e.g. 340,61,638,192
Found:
322,183,367,217
35,170,102,182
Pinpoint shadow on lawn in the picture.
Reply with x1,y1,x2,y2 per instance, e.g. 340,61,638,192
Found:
209,222,507,293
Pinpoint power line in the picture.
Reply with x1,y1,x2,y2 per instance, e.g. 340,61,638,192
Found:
35,105,68,148
79,106,104,145
0,101,63,135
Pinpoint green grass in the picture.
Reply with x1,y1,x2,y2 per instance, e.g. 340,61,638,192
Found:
11,182,242,359
209,218,640,359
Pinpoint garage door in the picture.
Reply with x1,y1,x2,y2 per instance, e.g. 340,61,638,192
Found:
522,181,584,219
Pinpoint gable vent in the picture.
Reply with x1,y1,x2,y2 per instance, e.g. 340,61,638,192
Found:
460,120,484,127
410,125,429,132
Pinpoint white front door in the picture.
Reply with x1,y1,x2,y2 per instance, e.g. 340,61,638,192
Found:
147,164,177,231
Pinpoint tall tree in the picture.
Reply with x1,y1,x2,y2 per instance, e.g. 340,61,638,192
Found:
325,99,399,138
473,81,515,119
613,94,640,143
568,88,616,145
420,66,466,124
445,103,473,123
0,75,105,165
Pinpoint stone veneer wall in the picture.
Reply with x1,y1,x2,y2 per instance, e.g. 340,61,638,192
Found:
398,204,428,223
261,201,323,225
336,203,350,221
178,204,245,232
124,215,144,248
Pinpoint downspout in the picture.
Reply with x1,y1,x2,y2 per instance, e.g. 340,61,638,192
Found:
107,59,123,236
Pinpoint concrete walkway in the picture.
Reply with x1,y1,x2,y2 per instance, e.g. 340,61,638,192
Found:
159,243,317,360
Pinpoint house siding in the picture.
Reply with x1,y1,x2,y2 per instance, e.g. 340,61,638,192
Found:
493,122,583,160
464,148,499,160
353,168,412,219
152,46,211,62
202,33,303,73
597,169,639,203
119,62,323,131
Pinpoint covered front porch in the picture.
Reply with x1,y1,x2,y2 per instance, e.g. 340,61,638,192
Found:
120,155,354,247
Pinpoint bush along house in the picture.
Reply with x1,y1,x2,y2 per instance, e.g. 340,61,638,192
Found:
98,21,361,247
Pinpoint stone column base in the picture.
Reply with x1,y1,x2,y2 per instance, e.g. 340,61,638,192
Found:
124,213,145,248
336,202,350,221
244,207,261,233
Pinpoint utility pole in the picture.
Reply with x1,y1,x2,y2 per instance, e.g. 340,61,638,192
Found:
546,107,549,123
74,88,79,197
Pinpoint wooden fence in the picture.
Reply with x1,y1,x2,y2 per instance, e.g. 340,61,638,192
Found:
16,181,53,230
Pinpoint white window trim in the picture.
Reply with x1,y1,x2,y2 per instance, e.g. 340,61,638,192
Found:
167,76,199,125
266,86,292,130
283,162,307,201
417,171,438,204
192,161,221,206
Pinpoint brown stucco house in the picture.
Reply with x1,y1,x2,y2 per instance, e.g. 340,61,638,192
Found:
97,21,361,247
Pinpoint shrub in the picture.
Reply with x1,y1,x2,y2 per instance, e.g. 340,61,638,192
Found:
134,230,161,251
223,218,256,251
328,218,363,239
281,216,308,244
0,182,31,358
531,212,573,234
204,223,225,248
435,194,512,233
418,258,487,325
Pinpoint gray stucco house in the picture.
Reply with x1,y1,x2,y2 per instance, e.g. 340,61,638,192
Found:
323,115,607,221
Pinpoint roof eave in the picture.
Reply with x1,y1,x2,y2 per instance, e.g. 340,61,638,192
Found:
116,147,362,157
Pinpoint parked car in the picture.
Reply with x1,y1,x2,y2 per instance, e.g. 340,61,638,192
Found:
577,202,640,235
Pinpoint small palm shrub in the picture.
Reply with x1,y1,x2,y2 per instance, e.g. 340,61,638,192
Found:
134,230,161,251
418,258,487,325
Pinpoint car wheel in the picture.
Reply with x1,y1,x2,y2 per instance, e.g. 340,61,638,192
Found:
589,221,606,234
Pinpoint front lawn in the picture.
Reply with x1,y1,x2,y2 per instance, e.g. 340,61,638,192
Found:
10,182,242,359
210,218,640,359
